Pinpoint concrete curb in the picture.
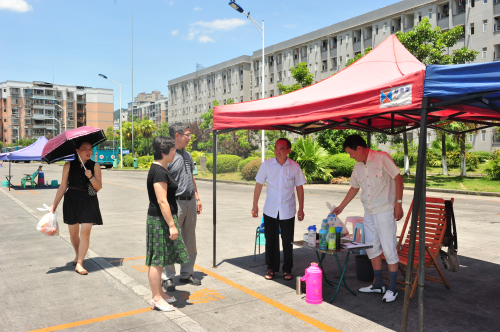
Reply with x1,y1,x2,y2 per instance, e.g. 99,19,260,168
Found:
0,187,207,332
194,177,500,197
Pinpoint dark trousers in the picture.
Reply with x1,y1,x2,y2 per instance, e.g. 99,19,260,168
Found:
264,213,295,273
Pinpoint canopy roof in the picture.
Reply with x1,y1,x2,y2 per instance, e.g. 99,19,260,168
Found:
0,137,48,161
214,35,426,135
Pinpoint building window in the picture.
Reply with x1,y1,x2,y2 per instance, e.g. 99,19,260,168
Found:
469,0,475,7
483,47,487,59
418,13,422,22
482,130,486,141
469,23,475,35
383,23,388,32
484,0,487,3
483,20,487,32
322,60,327,71
427,134,431,144
346,35,350,43
469,134,474,142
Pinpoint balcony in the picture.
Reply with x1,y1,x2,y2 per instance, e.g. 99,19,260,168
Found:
453,12,465,26
33,114,46,120
437,17,449,30
353,41,361,53
31,95,57,100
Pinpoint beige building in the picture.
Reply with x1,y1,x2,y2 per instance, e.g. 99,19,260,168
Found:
135,90,164,103
1,81,113,145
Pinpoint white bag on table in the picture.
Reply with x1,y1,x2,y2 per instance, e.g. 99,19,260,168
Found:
326,202,349,236
36,204,59,236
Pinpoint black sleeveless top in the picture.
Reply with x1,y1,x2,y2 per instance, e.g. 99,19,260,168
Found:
68,158,96,189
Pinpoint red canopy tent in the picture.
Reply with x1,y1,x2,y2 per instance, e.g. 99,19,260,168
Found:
211,35,500,331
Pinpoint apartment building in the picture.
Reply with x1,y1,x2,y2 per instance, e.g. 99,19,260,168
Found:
135,90,164,103
0,81,113,145
134,98,168,127
168,55,252,123
168,0,500,150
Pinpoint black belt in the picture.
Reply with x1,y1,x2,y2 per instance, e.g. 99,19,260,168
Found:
176,195,194,201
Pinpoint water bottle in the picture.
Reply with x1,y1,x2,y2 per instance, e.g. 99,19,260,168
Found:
318,220,329,250
327,227,336,250
307,226,317,247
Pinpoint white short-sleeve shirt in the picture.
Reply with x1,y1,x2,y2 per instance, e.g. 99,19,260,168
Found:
255,158,307,220
349,150,400,215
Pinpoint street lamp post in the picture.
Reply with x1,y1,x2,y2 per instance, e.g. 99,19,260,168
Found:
8,125,20,143
99,74,123,168
49,102,67,132
48,117,62,135
229,1,265,162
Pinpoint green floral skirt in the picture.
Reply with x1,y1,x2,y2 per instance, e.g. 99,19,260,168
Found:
145,214,190,267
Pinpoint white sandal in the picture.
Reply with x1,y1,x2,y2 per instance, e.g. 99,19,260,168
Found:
162,295,177,303
150,299,175,312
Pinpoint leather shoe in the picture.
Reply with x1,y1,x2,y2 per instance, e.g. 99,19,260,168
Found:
162,279,176,292
178,275,201,286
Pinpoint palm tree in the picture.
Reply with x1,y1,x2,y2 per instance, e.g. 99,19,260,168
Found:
448,122,480,177
137,118,157,156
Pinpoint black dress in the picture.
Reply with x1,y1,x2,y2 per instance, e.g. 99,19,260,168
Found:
63,159,103,225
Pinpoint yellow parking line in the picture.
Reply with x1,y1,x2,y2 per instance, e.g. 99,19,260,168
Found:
28,307,152,332
194,264,340,332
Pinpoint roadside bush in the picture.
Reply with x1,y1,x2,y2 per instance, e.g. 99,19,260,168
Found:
241,158,262,181
290,137,332,183
190,151,205,166
493,149,500,160
206,154,242,173
427,150,442,167
249,150,275,160
238,157,260,171
485,157,500,179
447,151,479,171
471,151,493,163
327,153,356,177
138,155,154,168
391,152,417,167
123,154,134,167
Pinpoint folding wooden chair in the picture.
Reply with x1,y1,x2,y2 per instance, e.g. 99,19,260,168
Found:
387,197,453,299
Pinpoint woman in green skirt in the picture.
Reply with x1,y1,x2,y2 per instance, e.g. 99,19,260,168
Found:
146,136,190,311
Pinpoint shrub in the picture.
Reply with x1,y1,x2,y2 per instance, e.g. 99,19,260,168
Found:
206,154,242,173
446,151,479,171
138,155,154,168
289,137,332,183
241,158,262,181
249,150,275,160
123,154,134,167
427,150,442,167
493,149,500,160
327,153,356,177
485,158,500,179
391,152,417,167
471,151,493,163
190,151,205,165
238,157,260,171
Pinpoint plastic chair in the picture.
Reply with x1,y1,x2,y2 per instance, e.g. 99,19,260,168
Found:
253,217,280,261
352,222,366,255
21,166,42,189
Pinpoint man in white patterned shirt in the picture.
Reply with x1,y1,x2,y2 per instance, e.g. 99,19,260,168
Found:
333,134,404,303
252,138,306,281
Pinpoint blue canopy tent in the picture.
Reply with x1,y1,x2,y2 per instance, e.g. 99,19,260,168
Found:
399,61,500,330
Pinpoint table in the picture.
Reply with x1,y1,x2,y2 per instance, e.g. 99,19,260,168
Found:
293,240,372,302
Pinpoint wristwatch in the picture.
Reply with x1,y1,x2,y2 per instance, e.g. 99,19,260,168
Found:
396,199,402,204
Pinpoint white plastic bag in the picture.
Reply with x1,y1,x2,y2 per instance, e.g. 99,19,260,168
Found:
36,204,59,236
326,202,349,236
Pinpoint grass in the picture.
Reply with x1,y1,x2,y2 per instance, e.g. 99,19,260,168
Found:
195,171,254,183
400,162,489,175
402,174,500,192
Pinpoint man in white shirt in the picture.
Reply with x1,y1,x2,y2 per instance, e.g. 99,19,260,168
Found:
252,138,306,281
333,135,404,303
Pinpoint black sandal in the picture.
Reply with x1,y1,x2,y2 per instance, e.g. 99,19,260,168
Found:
284,272,293,280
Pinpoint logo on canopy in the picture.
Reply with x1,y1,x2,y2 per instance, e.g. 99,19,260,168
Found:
380,84,412,109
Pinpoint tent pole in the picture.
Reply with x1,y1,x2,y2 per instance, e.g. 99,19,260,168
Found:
417,102,429,332
367,119,372,147
9,161,11,191
213,130,217,268
401,98,428,332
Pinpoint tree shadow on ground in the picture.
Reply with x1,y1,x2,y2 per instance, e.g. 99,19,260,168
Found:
224,249,500,332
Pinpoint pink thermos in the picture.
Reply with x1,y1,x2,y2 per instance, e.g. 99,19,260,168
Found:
301,263,323,304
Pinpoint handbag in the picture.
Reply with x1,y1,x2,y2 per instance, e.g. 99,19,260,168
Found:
77,153,98,197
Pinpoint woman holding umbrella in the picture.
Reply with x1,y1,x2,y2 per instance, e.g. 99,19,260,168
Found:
49,140,103,275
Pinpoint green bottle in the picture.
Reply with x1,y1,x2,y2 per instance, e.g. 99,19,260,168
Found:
327,226,336,250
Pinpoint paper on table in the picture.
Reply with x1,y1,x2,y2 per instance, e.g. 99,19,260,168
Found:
343,242,370,249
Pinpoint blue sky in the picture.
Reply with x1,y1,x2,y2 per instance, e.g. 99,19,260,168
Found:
0,0,399,108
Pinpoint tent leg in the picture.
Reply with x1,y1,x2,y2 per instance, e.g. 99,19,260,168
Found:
9,161,11,191
401,98,428,332
213,131,217,268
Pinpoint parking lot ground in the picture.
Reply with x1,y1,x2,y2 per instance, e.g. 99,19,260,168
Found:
1,162,500,331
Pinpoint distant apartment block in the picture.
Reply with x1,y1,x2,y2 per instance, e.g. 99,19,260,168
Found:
135,90,164,103
0,81,113,145
127,91,168,127
168,0,500,151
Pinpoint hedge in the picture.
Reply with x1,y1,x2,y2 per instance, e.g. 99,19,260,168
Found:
206,154,242,173
471,151,493,163
241,158,262,181
446,151,479,171
327,153,356,177
123,154,134,167
238,157,260,171
391,152,417,167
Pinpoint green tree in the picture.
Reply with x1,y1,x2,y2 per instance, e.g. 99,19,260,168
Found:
8,137,37,147
289,137,332,183
277,62,314,95
345,47,372,67
396,17,479,175
156,122,169,137
137,118,157,156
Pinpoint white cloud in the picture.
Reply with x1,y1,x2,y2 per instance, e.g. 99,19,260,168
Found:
188,31,197,40
193,18,247,31
0,0,33,12
168,1,174,6
198,36,214,43
171,30,179,36
193,7,202,11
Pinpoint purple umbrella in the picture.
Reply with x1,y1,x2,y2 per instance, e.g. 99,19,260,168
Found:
42,126,106,163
